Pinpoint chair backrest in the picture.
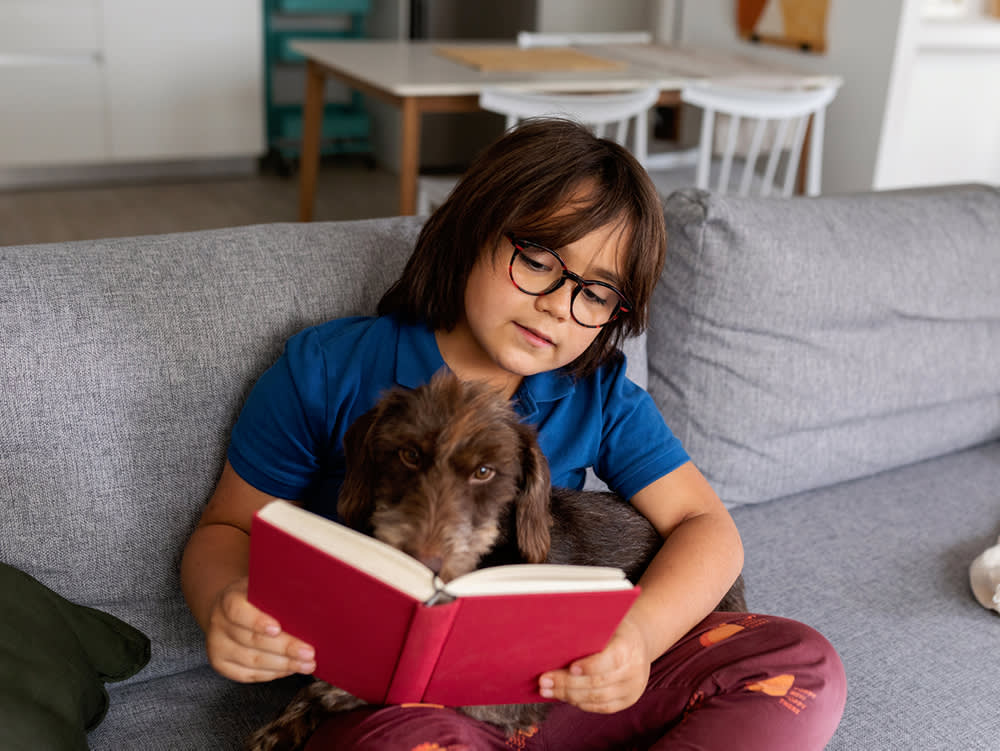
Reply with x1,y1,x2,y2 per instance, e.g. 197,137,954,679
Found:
516,31,653,47
478,86,660,157
680,82,840,197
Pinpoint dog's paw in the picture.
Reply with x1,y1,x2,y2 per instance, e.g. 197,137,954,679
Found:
460,702,550,736
244,682,367,751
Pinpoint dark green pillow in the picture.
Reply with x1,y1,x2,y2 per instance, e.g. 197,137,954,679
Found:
0,563,151,750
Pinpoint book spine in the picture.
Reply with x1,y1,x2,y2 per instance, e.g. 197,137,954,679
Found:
384,601,460,704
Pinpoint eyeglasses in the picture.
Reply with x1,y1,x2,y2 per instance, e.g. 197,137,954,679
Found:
506,233,631,328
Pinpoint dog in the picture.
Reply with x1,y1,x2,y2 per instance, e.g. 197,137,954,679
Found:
246,371,746,750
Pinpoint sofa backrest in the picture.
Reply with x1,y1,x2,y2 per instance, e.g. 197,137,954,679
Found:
648,185,1000,507
0,217,424,680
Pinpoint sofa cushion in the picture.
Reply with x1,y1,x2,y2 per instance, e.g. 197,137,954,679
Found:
88,668,307,750
729,440,1000,749
0,563,150,750
648,185,1000,506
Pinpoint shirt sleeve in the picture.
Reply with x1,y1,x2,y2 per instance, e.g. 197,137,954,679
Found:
593,358,690,500
228,326,331,499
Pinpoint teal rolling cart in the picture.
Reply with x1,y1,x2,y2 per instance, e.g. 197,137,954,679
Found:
263,0,372,174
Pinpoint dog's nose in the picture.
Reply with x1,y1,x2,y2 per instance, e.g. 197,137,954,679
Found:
419,555,444,575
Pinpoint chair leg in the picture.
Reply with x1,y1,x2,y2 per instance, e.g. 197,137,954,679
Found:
805,110,826,197
695,109,715,190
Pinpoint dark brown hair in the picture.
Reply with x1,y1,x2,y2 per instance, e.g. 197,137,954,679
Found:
378,117,666,378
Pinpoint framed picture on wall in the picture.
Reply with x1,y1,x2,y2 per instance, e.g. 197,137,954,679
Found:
737,0,829,54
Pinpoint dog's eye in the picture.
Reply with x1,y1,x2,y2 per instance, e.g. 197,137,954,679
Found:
470,465,496,483
398,447,421,469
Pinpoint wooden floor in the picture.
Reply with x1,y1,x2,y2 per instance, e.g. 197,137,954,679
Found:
0,159,400,247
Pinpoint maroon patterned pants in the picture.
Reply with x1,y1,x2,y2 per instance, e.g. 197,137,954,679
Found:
305,612,847,751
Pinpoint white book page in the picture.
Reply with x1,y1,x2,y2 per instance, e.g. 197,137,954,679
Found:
258,501,633,602
445,564,632,597
257,501,437,602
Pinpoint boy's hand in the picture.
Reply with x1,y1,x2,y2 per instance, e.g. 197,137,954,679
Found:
205,577,317,683
537,615,651,713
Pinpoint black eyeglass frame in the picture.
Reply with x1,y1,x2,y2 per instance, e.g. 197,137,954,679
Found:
505,233,632,329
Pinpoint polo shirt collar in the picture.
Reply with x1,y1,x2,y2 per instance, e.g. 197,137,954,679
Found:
515,368,576,419
395,320,447,389
392,319,577,417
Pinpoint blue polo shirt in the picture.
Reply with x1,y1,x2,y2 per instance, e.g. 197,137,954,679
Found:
228,316,689,520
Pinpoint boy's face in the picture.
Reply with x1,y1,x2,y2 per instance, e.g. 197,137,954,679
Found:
437,219,630,395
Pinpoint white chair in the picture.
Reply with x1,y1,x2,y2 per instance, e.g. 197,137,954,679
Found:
517,30,698,176
416,85,661,215
645,82,841,198
515,31,653,48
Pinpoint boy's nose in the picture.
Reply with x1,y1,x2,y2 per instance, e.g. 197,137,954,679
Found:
535,283,573,320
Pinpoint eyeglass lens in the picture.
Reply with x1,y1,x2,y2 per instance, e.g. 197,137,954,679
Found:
510,243,624,327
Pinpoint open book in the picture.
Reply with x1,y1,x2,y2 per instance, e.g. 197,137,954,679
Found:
247,500,640,707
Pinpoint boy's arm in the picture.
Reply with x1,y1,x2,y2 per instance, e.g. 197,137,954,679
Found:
627,461,744,659
539,461,743,713
180,461,317,683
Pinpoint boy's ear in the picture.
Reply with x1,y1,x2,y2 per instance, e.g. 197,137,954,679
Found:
513,423,553,563
337,409,379,529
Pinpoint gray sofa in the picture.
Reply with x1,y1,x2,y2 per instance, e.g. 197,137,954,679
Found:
1,184,997,750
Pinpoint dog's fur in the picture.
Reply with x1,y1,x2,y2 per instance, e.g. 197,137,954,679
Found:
246,372,746,750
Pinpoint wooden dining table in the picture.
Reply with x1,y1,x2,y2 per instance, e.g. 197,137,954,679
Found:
290,39,841,219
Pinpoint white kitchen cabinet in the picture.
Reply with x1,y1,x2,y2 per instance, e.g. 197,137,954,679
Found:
0,0,102,54
0,61,107,167
102,0,264,161
0,1,264,173
0,0,106,166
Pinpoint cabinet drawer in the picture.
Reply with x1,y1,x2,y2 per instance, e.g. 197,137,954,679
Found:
0,61,107,167
0,0,101,55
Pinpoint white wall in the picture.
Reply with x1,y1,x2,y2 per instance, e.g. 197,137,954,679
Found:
535,0,650,33
679,0,908,194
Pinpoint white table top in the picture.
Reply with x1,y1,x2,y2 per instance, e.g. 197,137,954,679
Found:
290,39,842,98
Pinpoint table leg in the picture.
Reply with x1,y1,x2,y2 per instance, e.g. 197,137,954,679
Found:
399,97,420,216
298,60,325,222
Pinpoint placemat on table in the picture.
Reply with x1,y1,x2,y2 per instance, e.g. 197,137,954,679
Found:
434,45,626,73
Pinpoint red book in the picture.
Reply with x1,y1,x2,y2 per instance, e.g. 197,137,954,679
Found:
247,500,640,707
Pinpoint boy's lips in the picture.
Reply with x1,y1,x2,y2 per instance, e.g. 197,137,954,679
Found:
515,323,554,346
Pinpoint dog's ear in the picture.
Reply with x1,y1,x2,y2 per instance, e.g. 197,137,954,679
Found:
337,408,379,529
513,423,553,563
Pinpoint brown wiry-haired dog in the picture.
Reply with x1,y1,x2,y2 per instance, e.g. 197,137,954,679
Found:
246,371,746,750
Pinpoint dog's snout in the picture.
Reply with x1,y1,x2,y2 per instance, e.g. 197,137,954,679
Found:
419,555,444,575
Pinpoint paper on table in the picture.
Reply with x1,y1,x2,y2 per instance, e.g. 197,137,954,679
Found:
434,45,626,73
595,43,818,88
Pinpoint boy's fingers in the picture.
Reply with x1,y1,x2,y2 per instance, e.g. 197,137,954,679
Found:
540,669,630,711
217,655,295,684
250,609,282,636
550,648,626,690
209,628,316,682
539,643,646,713
213,578,316,658
238,621,315,664
207,598,317,681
